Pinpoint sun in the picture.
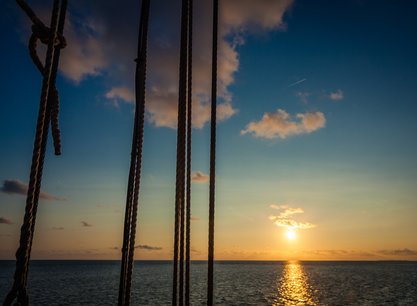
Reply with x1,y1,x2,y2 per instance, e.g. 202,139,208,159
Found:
285,229,297,240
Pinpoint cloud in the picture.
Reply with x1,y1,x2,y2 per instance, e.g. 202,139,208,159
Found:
220,0,294,32
300,249,377,258
191,171,209,183
135,244,162,251
81,221,92,227
0,179,65,201
0,217,13,225
296,91,311,104
105,86,135,107
25,0,293,129
328,89,344,101
51,226,64,230
377,248,417,256
59,13,108,83
241,109,326,139
269,204,316,230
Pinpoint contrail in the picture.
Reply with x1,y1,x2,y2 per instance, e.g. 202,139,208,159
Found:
288,78,307,87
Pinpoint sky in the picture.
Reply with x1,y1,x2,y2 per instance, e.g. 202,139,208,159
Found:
1,0,417,261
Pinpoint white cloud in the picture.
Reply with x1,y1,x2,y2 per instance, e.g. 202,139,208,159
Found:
29,0,294,129
241,109,326,139
269,204,316,230
329,89,344,101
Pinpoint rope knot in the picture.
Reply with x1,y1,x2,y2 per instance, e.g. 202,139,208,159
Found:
24,2,65,156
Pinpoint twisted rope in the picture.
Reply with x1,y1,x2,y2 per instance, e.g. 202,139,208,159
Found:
19,0,66,156
173,0,191,304
185,0,193,304
3,1,67,305
207,0,218,304
118,0,150,305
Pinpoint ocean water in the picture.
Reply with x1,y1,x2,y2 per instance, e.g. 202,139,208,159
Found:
0,260,416,305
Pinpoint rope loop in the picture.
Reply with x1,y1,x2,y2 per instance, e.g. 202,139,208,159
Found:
3,1,67,305
22,0,66,156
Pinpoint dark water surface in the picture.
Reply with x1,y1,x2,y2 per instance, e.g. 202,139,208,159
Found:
1,260,416,305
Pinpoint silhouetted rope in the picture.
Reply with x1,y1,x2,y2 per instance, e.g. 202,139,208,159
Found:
173,0,191,304
19,0,66,156
3,1,67,305
118,1,151,305
207,0,218,304
185,0,193,304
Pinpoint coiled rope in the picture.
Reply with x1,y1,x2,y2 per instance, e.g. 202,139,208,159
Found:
207,0,218,304
118,0,151,305
3,0,67,305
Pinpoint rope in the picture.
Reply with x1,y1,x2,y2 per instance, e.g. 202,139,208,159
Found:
173,0,191,304
3,1,67,305
185,0,193,304
207,0,218,304
19,0,66,156
118,0,150,305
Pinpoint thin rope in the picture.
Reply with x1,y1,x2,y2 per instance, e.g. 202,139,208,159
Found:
173,0,190,304
185,0,193,304
118,1,150,305
3,1,67,305
207,0,218,304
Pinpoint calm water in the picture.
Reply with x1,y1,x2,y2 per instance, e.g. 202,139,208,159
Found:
0,260,416,305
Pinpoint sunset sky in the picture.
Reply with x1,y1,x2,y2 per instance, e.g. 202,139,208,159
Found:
1,0,417,260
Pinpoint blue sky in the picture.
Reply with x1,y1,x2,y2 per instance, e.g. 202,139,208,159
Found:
1,0,417,260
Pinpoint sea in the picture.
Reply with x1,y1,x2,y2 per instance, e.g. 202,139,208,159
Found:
0,260,416,305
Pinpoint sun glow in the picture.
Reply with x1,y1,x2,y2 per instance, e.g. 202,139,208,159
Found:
285,229,297,240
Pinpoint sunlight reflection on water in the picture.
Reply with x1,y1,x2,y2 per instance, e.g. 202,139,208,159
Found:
275,261,317,306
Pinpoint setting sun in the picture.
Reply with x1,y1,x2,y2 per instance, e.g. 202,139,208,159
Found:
285,229,297,241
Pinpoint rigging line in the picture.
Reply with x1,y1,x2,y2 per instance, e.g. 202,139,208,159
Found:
173,0,190,304
3,1,67,305
207,0,218,304
185,0,193,304
118,0,151,305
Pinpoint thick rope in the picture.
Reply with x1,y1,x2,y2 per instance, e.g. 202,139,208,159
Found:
118,1,150,305
173,0,190,304
19,0,66,156
3,1,67,305
207,0,218,304
185,0,193,304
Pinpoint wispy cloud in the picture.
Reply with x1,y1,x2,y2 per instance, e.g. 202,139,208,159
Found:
0,179,65,201
288,78,306,87
241,109,325,139
296,91,311,104
51,226,64,230
300,249,377,258
0,217,13,225
191,171,209,183
269,204,316,230
81,221,92,227
377,248,417,256
135,244,162,251
328,89,344,101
